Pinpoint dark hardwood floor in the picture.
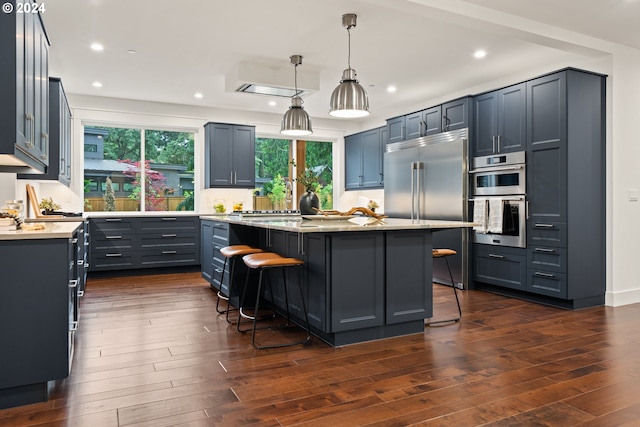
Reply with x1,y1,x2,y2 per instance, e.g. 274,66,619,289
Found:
2,271,640,426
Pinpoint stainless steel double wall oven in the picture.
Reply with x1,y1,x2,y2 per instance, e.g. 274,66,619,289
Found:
470,151,526,248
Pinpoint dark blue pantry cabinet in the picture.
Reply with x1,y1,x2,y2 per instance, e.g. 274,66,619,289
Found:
204,122,256,188
344,126,386,190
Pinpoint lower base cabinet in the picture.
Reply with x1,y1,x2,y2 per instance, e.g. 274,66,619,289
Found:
0,224,82,409
89,216,200,272
473,244,527,291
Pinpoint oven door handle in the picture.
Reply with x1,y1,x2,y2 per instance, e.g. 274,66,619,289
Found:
469,165,524,174
469,196,525,202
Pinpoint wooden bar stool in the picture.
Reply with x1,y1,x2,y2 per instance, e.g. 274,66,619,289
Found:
238,252,311,349
426,248,462,326
215,245,264,323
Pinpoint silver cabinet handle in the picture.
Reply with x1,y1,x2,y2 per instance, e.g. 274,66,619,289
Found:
488,254,505,259
71,238,78,244
69,279,78,288
492,136,496,153
25,113,35,147
106,253,122,257
77,290,84,297
497,134,501,153
161,217,177,221
77,260,84,265
215,268,223,274
162,234,177,238
106,235,122,239
162,250,177,254
534,272,555,278
534,223,555,228
105,218,122,222
69,321,79,332
534,248,555,253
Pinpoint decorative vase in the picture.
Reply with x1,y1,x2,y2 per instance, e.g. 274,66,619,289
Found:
299,190,320,215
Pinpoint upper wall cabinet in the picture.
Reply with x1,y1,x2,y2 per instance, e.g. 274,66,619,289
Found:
204,122,256,188
18,78,72,185
472,83,526,157
0,2,50,174
345,126,385,190
386,97,471,143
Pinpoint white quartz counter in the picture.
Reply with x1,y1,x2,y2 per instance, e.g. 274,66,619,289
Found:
200,214,477,233
0,222,82,240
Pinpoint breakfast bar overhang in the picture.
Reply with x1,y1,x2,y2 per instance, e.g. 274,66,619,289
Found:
201,215,476,346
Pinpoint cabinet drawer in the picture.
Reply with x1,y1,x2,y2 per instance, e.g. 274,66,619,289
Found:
474,246,527,291
90,218,137,233
139,232,197,249
90,251,136,271
91,234,135,250
528,246,567,273
139,248,200,267
138,216,198,232
527,270,567,299
528,221,566,248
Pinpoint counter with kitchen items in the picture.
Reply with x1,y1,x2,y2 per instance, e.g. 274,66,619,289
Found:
0,220,82,240
200,213,476,346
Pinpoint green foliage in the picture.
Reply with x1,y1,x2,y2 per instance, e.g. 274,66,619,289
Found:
96,127,141,161
306,141,333,186
103,177,116,211
145,130,195,170
255,138,290,179
268,174,287,205
318,183,333,210
176,190,194,211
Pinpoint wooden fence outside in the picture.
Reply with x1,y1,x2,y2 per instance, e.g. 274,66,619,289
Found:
85,196,188,212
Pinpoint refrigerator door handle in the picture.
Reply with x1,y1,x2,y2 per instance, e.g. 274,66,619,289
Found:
410,162,416,220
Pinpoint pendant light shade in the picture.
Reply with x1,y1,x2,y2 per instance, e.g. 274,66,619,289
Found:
329,13,370,118
281,55,312,136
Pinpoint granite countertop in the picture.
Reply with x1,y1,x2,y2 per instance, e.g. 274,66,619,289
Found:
0,222,82,240
200,214,478,233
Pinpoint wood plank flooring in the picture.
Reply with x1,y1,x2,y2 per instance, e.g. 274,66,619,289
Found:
2,271,640,426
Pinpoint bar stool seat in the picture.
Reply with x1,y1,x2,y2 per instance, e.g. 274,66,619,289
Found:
215,245,265,323
238,252,311,349
426,248,462,326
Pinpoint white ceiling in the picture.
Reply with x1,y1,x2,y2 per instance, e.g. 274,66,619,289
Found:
43,0,639,123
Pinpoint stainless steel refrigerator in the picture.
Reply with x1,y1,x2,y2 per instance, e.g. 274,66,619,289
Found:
384,128,469,288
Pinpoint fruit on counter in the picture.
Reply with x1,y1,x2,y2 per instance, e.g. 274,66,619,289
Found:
233,202,243,211
214,203,225,213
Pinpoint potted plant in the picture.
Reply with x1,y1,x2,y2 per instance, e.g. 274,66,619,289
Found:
39,197,61,215
294,165,320,214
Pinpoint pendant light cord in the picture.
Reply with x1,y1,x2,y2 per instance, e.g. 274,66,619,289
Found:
347,27,352,70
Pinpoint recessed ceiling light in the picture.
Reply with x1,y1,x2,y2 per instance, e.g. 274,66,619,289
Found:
387,85,397,93
92,81,103,88
194,93,203,99
474,50,487,59
268,101,277,107
127,49,137,54
90,43,104,51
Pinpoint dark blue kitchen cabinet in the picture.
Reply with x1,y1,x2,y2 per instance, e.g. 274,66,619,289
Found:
205,122,255,188
525,69,605,307
0,1,50,173
386,115,405,143
474,245,527,291
441,97,472,132
405,105,442,139
0,225,82,409
18,77,72,184
472,83,526,157
345,127,384,190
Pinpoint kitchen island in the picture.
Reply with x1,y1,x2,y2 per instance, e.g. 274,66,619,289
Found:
200,214,476,346
0,221,84,409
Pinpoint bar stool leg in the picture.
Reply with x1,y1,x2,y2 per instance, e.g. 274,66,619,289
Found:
237,266,276,333
426,255,462,326
214,256,229,314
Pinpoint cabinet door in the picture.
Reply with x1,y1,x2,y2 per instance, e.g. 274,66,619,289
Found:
21,10,36,155
472,91,498,157
206,124,233,187
405,111,423,140
442,97,470,132
331,233,385,332
526,72,567,225
15,11,27,147
424,105,442,136
361,128,382,188
497,83,526,153
386,116,405,143
344,133,362,189
34,19,49,164
386,230,432,323
232,125,255,187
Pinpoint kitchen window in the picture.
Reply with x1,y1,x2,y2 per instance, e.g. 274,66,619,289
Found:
83,126,195,212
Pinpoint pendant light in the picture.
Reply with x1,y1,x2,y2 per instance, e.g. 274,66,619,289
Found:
329,13,370,118
281,55,313,136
